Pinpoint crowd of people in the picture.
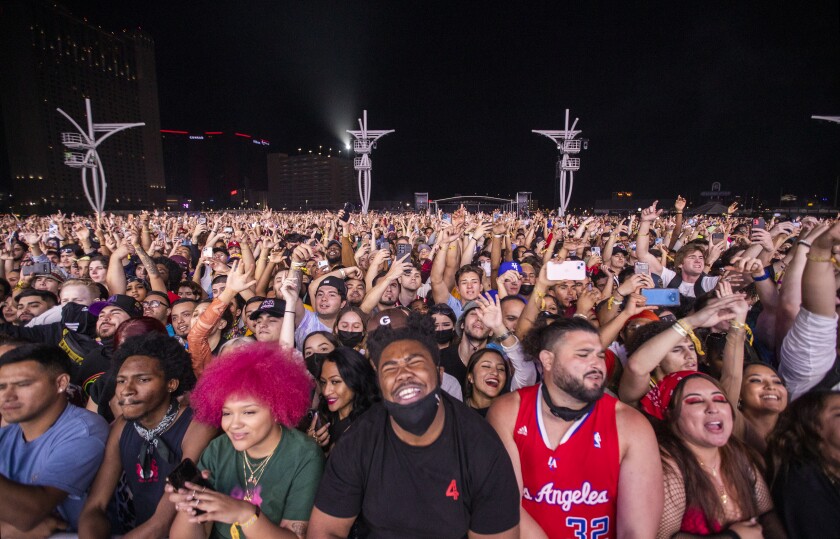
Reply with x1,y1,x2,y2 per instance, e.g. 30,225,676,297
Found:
0,198,838,538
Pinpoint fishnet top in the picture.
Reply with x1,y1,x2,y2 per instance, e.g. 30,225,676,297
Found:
657,456,773,539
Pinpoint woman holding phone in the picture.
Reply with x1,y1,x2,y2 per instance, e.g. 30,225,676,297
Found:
167,342,323,539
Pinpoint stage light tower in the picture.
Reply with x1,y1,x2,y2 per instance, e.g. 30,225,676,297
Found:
533,109,587,216
58,98,144,214
347,110,394,214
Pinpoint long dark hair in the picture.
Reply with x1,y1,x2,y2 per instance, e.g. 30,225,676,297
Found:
657,373,761,528
317,347,379,423
463,348,510,402
767,389,840,488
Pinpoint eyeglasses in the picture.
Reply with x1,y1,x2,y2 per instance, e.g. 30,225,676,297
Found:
142,300,164,309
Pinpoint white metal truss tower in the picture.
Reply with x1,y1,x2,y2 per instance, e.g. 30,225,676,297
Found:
58,98,145,214
347,110,394,214
533,109,586,216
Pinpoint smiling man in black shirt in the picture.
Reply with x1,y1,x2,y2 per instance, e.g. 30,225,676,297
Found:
308,315,520,539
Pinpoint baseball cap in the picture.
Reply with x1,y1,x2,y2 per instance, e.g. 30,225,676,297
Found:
249,298,287,320
498,261,524,277
34,264,68,283
89,294,144,319
326,240,341,249
317,276,347,299
612,247,628,257
365,307,409,333
227,241,240,249
455,300,481,337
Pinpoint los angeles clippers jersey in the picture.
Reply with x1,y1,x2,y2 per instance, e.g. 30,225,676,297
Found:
513,384,620,539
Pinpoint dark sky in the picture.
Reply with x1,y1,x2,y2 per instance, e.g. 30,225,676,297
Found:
62,1,840,208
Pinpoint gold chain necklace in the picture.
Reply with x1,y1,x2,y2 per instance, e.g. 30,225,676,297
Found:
239,440,280,502
699,457,729,506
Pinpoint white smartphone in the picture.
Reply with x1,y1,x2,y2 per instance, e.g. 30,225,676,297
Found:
546,260,586,281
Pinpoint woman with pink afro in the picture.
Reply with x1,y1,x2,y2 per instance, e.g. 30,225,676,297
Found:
167,342,324,539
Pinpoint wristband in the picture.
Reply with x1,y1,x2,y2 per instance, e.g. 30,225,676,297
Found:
796,239,811,248
495,330,515,342
231,507,260,539
285,310,296,314
752,268,771,282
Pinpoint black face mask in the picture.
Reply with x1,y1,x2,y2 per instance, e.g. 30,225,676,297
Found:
337,330,364,347
541,383,596,421
519,283,535,296
305,352,330,379
434,328,454,344
383,388,441,436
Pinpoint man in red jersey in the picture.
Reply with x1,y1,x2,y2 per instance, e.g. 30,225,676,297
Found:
488,318,662,538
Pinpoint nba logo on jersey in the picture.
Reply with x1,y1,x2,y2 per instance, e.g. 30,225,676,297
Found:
547,457,557,470
594,432,602,448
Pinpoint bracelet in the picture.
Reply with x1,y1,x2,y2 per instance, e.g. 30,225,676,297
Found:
729,321,754,345
231,507,260,539
675,211,683,215
671,322,689,338
291,261,306,269
806,254,836,263
495,330,515,342
674,319,706,356
752,268,771,282
573,313,589,320
493,234,504,238
285,310,296,314
339,268,346,279
797,240,812,248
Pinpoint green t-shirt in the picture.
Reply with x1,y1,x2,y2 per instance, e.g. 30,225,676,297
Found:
198,427,324,538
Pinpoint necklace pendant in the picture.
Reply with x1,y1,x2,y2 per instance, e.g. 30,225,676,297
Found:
248,474,255,483
721,493,728,505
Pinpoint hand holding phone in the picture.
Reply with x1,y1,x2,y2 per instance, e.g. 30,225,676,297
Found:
167,458,212,514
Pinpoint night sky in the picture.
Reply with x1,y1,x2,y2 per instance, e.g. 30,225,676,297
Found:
60,1,840,208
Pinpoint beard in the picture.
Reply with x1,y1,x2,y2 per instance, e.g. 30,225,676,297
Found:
551,365,604,403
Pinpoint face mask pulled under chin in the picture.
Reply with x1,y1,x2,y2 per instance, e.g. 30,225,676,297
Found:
519,283,535,296
382,387,441,436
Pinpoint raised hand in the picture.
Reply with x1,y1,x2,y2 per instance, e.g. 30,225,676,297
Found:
674,195,687,212
640,200,663,223
224,260,256,294
682,294,746,329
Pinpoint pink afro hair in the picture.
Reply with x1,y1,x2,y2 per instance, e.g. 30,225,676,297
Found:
191,342,313,428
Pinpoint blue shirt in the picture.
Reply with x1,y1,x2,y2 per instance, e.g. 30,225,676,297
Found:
0,404,109,531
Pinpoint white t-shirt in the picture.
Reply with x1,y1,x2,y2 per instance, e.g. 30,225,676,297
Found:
659,267,719,298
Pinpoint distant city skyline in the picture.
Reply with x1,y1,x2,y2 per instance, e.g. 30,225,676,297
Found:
4,1,839,211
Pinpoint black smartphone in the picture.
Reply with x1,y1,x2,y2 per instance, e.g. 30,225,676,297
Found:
167,458,212,491
752,217,766,230
711,232,725,243
340,202,353,222
308,409,325,429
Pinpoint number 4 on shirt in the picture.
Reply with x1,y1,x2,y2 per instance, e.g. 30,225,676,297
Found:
446,479,459,501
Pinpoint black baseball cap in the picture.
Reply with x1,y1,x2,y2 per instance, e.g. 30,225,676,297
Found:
316,276,347,299
249,298,287,320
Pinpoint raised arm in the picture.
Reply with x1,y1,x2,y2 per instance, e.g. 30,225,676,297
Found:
132,237,167,293
431,227,459,305
635,201,664,274
619,295,744,405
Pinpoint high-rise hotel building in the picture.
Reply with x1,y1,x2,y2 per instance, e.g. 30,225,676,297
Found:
0,0,166,211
